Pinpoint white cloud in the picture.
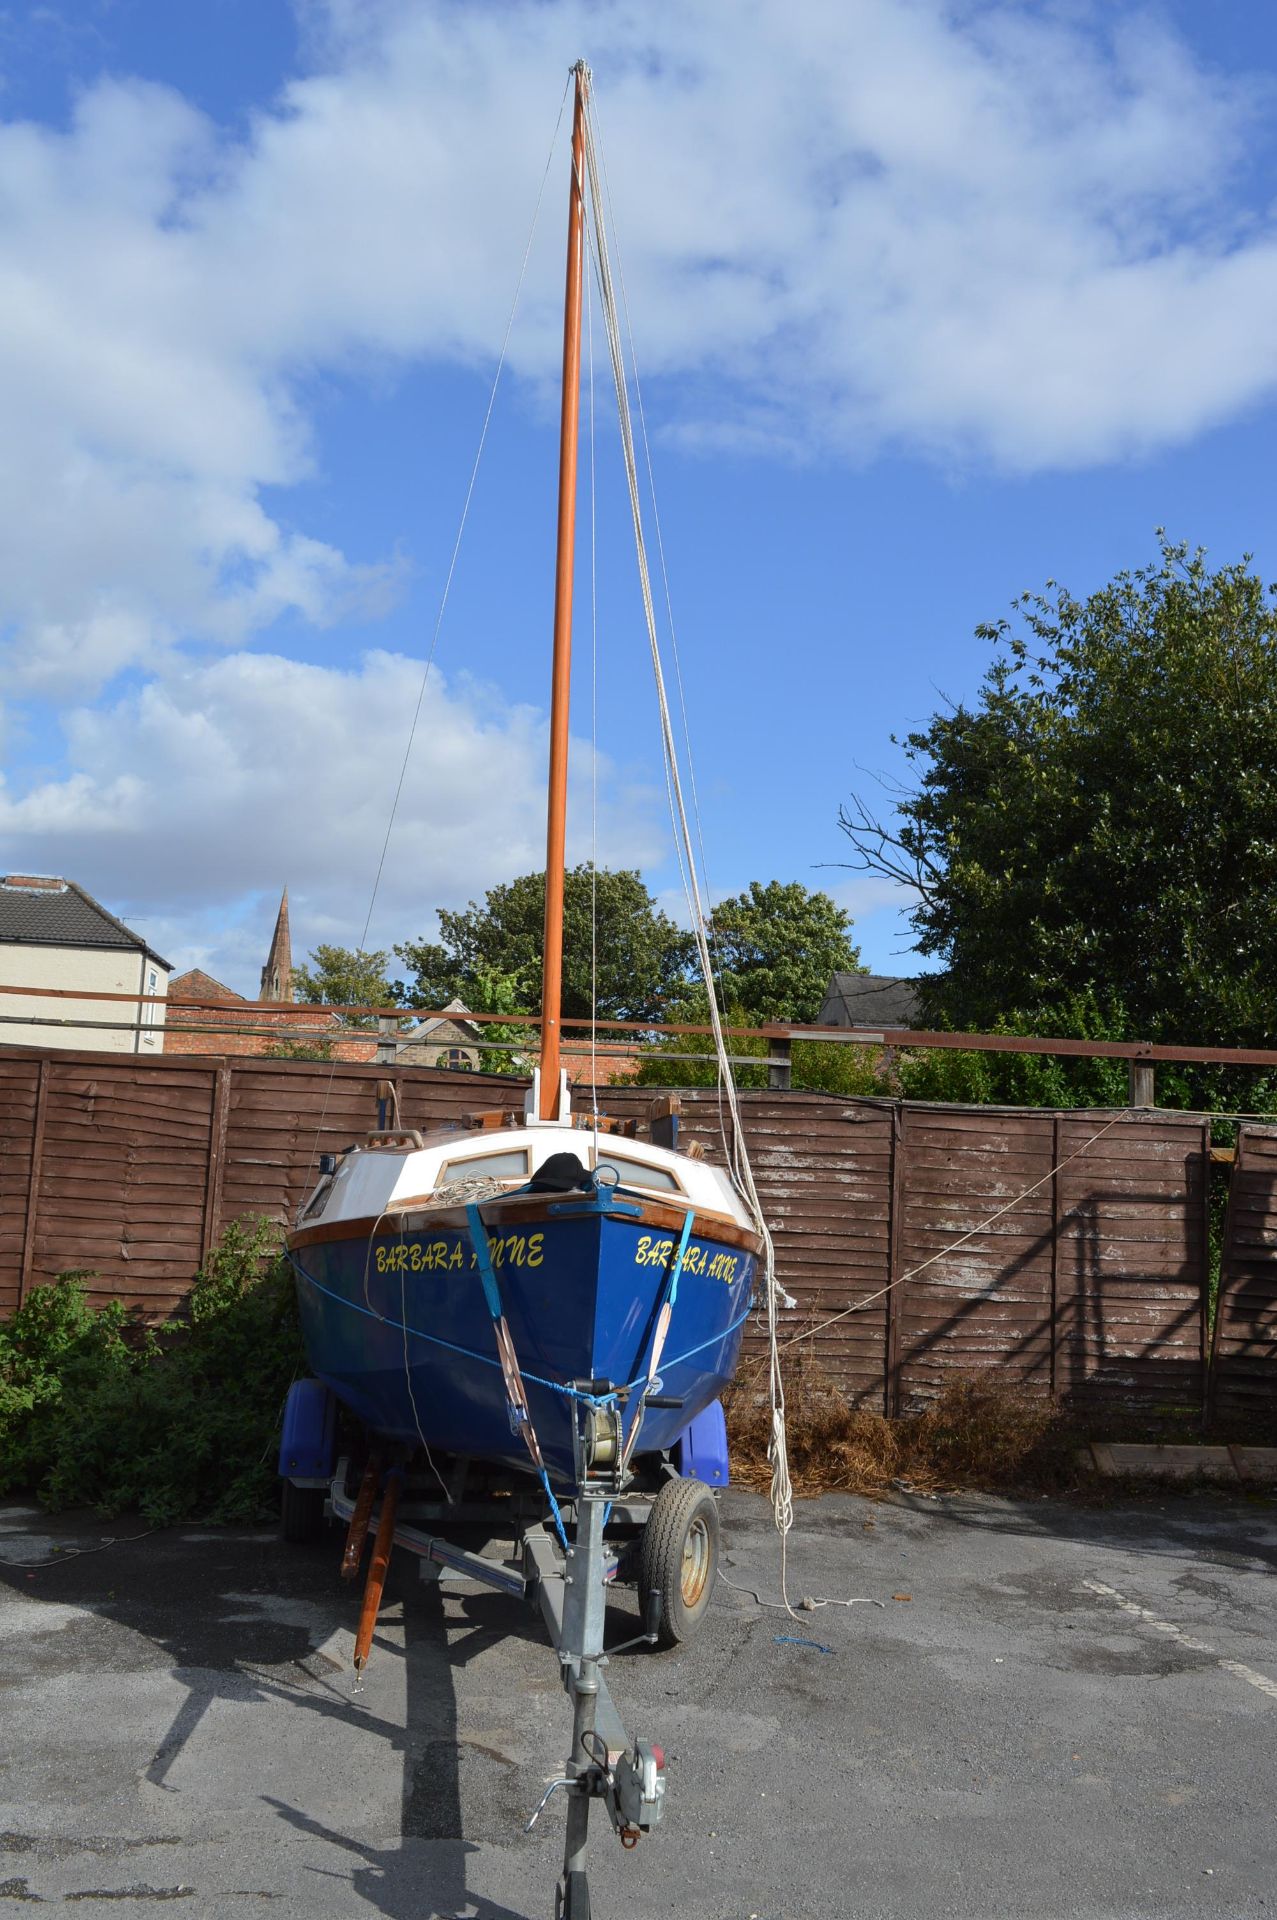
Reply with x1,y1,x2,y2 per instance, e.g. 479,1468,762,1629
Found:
3,1,1277,970
0,649,666,985
0,2,1273,699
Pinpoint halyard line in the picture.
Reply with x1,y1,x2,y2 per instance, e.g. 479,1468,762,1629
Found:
1083,1577,1277,1703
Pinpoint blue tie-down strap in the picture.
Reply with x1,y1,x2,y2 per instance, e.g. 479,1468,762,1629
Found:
463,1206,566,1550
665,1208,695,1313
539,1467,569,1552
465,1203,505,1320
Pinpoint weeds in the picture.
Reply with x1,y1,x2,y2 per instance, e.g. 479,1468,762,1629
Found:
0,1218,304,1525
724,1361,1081,1499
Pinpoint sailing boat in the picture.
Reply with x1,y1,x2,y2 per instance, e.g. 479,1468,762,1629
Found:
286,64,762,1495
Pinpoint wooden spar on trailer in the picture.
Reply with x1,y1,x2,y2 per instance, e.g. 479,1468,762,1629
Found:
538,60,588,1122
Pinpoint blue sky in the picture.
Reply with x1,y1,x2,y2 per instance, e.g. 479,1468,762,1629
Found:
2,0,1277,994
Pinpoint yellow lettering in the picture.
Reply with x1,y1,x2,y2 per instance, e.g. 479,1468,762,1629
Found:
636,1235,652,1265
449,1242,463,1270
527,1233,544,1269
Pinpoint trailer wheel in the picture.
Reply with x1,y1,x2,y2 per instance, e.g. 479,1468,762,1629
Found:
638,1475,719,1648
556,1869,591,1918
280,1479,325,1544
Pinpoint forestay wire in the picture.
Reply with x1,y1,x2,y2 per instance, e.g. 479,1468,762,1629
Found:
578,94,800,1607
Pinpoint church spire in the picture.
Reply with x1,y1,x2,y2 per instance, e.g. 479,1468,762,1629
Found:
260,889,292,1002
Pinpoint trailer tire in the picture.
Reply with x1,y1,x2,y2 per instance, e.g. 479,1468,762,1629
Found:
638,1475,719,1648
280,1479,325,1544
556,1869,591,1918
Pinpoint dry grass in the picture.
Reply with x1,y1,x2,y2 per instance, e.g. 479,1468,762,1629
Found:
723,1359,1079,1500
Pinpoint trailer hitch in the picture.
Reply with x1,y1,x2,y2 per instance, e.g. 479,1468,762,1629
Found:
526,1732,666,1846
608,1738,667,1842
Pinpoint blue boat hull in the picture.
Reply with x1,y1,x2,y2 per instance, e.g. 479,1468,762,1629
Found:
288,1196,755,1488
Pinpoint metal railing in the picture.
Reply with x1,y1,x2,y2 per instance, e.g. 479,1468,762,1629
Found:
2,978,1276,1104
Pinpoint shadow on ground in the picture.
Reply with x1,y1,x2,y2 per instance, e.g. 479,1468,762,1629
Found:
0,1507,658,1917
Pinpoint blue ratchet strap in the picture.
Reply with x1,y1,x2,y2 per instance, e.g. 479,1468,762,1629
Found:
623,1208,696,1464
464,1204,569,1552
666,1208,695,1311
466,1204,504,1318
538,1469,570,1554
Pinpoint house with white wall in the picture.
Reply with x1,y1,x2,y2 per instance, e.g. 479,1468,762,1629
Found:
0,875,171,1053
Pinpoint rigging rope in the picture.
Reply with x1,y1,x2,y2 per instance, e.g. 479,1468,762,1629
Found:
579,94,798,1601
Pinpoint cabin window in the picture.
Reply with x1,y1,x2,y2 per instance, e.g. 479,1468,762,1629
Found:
438,1148,529,1184
596,1154,683,1193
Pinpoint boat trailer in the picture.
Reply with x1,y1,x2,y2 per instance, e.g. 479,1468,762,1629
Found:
288,1384,725,1919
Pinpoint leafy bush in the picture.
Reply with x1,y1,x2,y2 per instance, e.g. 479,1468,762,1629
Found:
0,1218,304,1525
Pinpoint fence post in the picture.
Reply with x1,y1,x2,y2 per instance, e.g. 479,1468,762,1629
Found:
1202,1117,1221,1429
376,1017,398,1129
884,1104,906,1416
768,1035,792,1091
201,1065,232,1265
1049,1114,1061,1401
1127,1051,1155,1107
18,1058,50,1308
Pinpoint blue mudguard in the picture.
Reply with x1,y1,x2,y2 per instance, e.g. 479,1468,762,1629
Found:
672,1397,729,1487
279,1378,337,1482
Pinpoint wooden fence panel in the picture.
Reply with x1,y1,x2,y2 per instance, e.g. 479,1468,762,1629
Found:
214,1060,529,1240
892,1109,1057,1412
0,1055,40,1314
889,1107,1208,1415
30,1059,216,1316
0,1046,1214,1421
1055,1113,1209,1416
1210,1125,1277,1433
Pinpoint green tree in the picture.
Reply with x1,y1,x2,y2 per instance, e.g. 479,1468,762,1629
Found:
841,537,1277,1108
396,866,686,1022
292,946,404,1027
450,966,531,1076
684,880,861,1024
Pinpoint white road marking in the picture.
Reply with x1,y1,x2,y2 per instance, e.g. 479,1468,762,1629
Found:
1084,1577,1277,1703
1218,1659,1277,1702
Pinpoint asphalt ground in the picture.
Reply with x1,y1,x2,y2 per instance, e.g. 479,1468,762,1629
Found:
1,1487,1275,1919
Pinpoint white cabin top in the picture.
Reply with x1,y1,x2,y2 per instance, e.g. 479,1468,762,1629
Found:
297,1119,752,1236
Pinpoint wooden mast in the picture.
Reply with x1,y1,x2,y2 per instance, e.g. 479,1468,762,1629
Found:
538,61,588,1121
